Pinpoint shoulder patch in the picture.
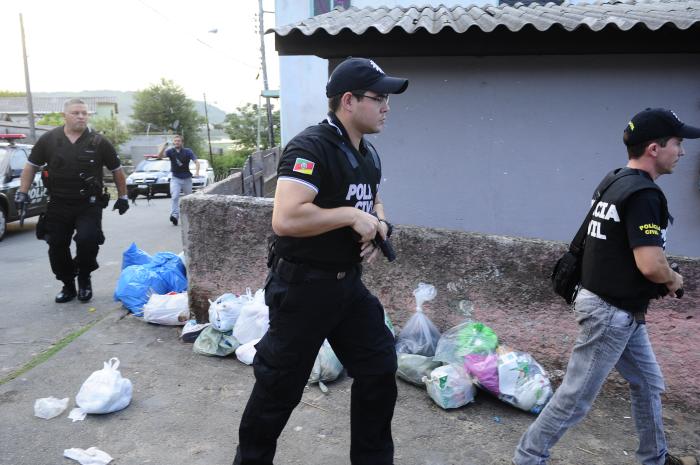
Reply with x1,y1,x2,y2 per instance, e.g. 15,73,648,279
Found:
293,158,315,175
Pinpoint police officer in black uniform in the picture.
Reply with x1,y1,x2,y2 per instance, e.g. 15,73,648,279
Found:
233,58,408,465
14,98,129,303
513,108,700,465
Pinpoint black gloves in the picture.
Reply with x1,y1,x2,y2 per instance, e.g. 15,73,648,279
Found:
113,198,129,215
14,191,29,212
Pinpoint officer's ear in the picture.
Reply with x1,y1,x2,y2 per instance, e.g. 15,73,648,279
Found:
340,92,355,111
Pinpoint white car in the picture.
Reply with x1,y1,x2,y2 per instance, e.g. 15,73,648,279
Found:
190,159,215,191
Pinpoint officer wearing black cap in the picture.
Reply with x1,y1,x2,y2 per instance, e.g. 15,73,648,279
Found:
14,98,129,304
514,108,700,465
233,58,408,465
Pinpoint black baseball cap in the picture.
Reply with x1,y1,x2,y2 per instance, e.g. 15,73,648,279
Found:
623,108,700,147
326,57,409,98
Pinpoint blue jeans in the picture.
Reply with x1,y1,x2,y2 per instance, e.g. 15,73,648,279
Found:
513,288,667,465
170,176,192,219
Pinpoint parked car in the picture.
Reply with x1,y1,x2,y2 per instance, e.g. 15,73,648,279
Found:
191,159,215,191
0,134,48,241
125,157,172,199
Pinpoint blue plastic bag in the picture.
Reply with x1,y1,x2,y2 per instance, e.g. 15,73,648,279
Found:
121,242,152,270
114,252,187,316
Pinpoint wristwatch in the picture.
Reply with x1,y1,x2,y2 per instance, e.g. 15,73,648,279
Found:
379,219,393,238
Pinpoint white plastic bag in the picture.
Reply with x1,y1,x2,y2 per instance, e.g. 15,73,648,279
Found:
34,396,69,419
193,327,239,357
75,358,132,414
232,289,269,344
397,354,442,386
497,347,553,413
208,293,248,332
235,338,261,365
423,364,476,409
143,292,189,325
308,340,344,393
64,447,113,465
395,283,441,356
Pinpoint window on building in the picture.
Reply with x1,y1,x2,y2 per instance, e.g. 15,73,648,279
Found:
313,0,350,16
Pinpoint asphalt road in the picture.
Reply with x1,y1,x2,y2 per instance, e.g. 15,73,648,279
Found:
0,195,183,376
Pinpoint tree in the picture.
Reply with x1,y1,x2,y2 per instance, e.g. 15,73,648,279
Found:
224,103,280,151
36,112,64,126
0,90,26,97
92,116,130,147
130,78,204,150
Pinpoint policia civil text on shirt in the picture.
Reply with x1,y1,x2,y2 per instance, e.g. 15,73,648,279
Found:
14,98,129,304
232,58,408,465
513,108,700,465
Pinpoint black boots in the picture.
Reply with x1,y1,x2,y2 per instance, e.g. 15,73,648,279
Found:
170,215,178,226
77,275,93,302
55,280,77,303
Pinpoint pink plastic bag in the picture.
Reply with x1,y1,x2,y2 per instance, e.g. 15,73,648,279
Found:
464,353,500,395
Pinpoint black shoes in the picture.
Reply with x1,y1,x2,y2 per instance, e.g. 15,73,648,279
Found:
170,215,178,226
666,454,699,465
77,275,93,302
55,281,77,303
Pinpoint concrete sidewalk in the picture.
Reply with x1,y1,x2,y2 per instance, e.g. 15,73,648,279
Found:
1,306,698,465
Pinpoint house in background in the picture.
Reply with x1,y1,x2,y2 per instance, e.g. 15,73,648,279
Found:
0,96,118,126
272,0,700,257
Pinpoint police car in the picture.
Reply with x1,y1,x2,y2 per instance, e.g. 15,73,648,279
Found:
0,134,48,240
126,155,215,198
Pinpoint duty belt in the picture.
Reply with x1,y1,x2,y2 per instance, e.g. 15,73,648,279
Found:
272,256,356,283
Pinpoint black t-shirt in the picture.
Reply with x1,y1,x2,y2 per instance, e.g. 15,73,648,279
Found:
273,114,382,268
29,127,121,171
624,190,666,250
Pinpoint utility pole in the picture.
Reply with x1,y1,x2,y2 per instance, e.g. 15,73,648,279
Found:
202,93,214,165
19,14,36,143
258,0,274,149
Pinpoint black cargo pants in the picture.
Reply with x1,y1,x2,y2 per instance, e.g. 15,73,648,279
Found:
44,198,104,282
234,263,398,465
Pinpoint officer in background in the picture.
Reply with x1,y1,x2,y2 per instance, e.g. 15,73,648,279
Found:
513,108,700,465
14,98,129,303
233,58,408,465
156,134,199,226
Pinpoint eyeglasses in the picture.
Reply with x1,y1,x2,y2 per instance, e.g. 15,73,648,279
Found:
352,93,390,106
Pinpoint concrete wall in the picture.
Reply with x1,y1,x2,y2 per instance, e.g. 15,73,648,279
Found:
180,195,700,409
325,54,700,257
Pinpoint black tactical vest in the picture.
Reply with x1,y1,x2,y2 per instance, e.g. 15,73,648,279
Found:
47,130,104,200
273,123,382,267
581,168,669,311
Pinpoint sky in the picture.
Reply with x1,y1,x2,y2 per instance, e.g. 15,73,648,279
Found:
3,0,280,113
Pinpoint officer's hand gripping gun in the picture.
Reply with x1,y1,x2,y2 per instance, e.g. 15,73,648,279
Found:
14,191,29,227
658,263,684,299
370,212,396,262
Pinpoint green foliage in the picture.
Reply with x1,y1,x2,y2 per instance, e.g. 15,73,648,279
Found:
130,78,204,149
0,90,26,97
211,147,250,178
91,116,131,147
36,112,64,126
224,103,280,151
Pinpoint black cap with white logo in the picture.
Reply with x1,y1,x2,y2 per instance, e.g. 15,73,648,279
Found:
623,108,700,147
326,57,409,98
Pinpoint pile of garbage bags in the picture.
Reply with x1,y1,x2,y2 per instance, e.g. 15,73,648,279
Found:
393,283,553,414
114,243,188,316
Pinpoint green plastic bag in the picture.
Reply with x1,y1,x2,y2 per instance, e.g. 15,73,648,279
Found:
433,321,499,365
193,326,240,357
397,353,442,386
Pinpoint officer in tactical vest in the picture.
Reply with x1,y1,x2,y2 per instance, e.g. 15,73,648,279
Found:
513,108,700,465
232,58,408,465
14,98,129,303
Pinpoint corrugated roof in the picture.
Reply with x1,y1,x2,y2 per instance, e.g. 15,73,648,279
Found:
273,0,700,36
0,97,117,114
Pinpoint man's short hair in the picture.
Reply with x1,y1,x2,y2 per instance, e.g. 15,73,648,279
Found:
63,98,86,111
328,90,367,113
626,137,671,159
173,134,183,141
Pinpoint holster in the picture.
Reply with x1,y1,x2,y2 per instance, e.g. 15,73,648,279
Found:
99,188,110,209
35,212,47,241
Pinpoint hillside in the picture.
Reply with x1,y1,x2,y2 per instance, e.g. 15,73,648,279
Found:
33,90,227,124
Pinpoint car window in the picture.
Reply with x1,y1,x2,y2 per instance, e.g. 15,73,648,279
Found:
10,149,28,171
135,159,170,172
